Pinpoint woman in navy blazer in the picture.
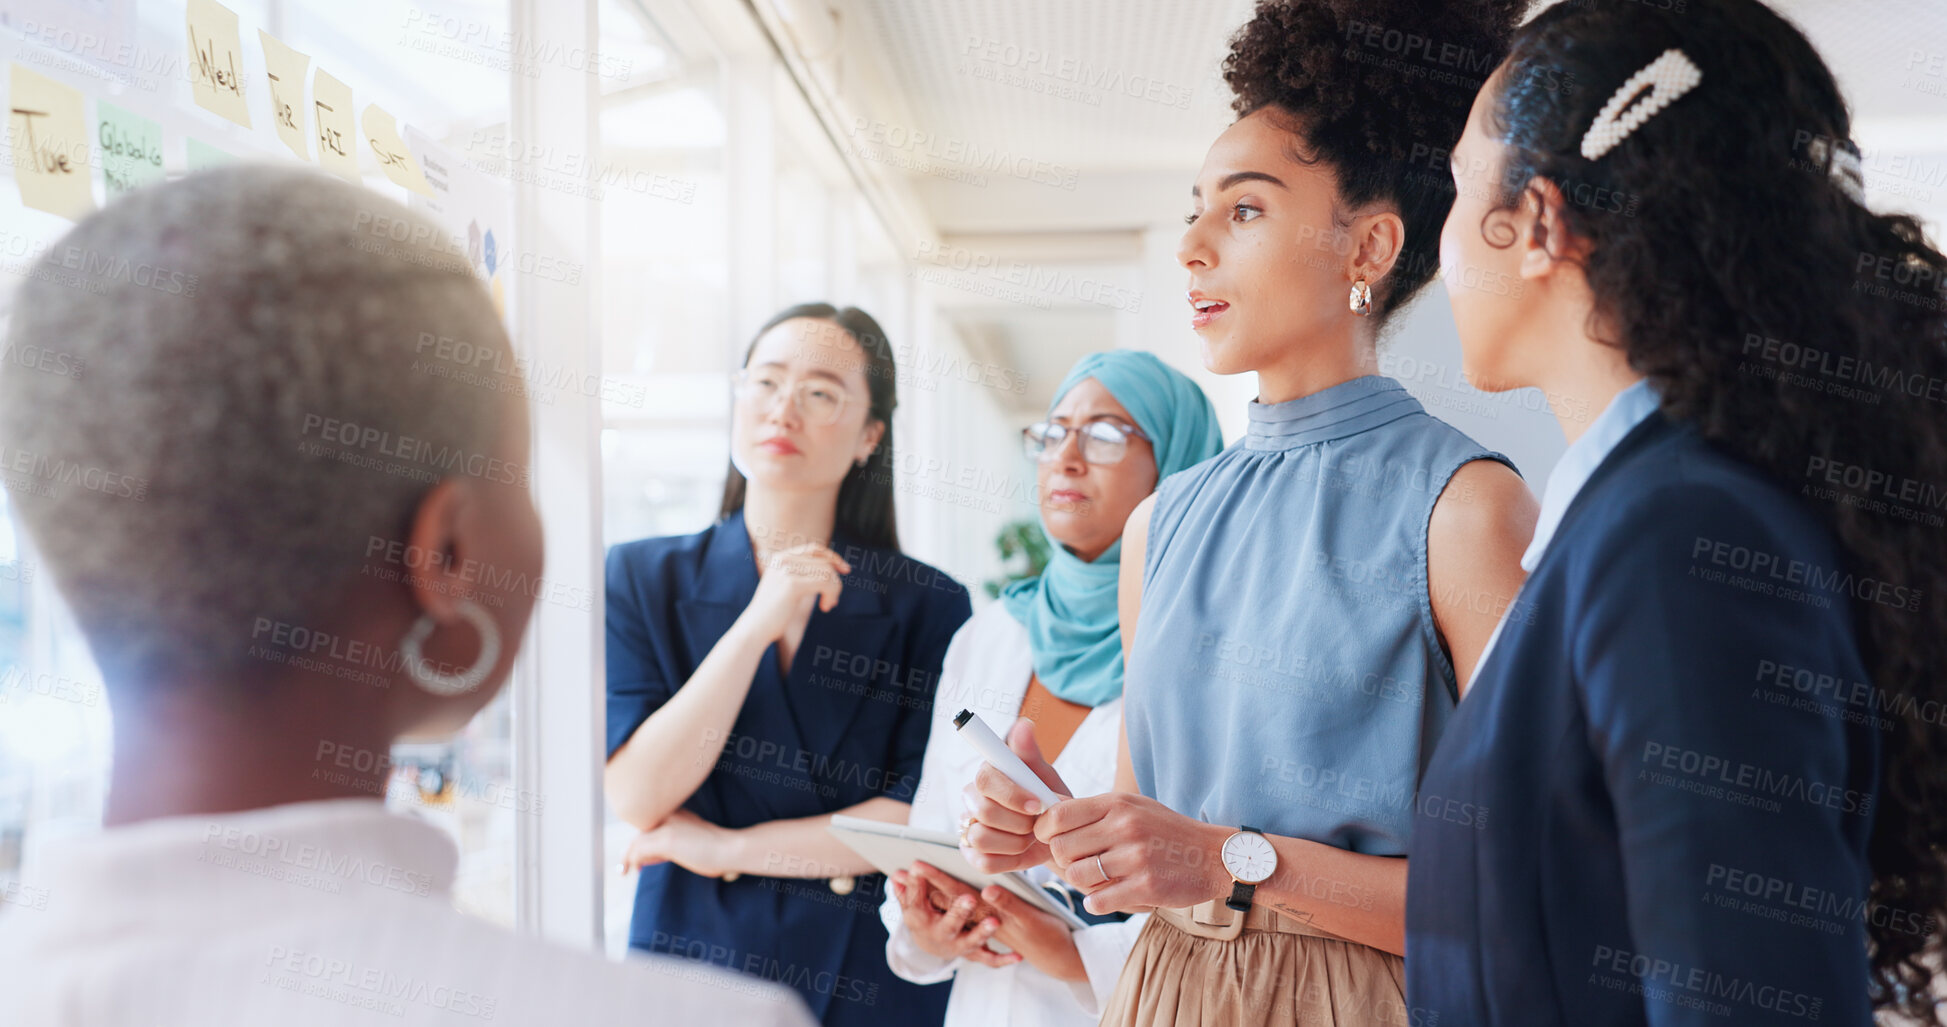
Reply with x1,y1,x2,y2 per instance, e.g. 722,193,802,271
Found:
606,303,970,1026
1409,2,1947,1023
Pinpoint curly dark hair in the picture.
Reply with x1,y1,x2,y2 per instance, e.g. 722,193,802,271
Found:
1486,0,1947,1015
1222,0,1531,326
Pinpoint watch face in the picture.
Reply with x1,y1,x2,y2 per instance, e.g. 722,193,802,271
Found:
1222,831,1277,884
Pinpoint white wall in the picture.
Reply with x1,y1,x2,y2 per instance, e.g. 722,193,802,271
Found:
1115,224,1569,486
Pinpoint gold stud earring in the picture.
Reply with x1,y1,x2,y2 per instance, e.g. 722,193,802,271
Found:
1348,278,1372,317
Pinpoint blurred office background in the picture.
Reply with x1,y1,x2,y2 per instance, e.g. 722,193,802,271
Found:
0,0,1941,961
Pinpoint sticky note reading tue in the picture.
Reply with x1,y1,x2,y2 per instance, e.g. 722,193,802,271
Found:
312,68,358,182
259,30,311,160
9,65,96,220
98,101,165,199
187,0,251,128
362,104,432,196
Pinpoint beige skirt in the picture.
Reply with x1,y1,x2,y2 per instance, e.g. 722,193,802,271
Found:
1099,900,1409,1027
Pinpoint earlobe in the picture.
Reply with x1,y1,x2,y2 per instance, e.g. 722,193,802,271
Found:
1517,219,1555,280
402,478,470,622
860,419,886,463
1350,211,1407,285
1517,180,1577,281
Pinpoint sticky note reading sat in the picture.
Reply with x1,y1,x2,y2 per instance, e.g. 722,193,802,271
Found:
363,105,433,196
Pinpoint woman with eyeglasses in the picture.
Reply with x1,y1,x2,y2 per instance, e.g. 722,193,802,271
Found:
961,1,1540,1023
878,351,1222,1027
605,303,971,1027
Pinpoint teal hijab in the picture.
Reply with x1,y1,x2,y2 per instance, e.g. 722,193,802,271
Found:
1000,351,1223,707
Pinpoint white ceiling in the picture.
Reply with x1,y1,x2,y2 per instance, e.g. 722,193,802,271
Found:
1773,0,1947,123
828,0,1947,205
773,0,1947,414
842,0,1252,173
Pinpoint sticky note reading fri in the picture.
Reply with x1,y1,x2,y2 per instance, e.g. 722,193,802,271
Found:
312,68,358,182
259,29,310,160
362,105,432,196
9,66,95,220
98,101,165,199
187,0,250,128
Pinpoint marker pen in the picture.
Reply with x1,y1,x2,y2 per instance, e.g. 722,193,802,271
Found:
953,709,1064,808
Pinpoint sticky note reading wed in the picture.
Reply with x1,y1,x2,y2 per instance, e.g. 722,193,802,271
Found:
187,0,250,128
9,66,95,220
259,30,310,160
312,68,358,182
98,101,164,199
362,104,432,196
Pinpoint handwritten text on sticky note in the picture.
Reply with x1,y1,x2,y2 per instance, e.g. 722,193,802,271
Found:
312,68,359,182
259,30,311,160
187,0,251,127
98,101,165,199
10,65,96,220
362,104,432,196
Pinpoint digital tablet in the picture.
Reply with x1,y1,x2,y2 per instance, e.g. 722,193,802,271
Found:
826,814,1088,931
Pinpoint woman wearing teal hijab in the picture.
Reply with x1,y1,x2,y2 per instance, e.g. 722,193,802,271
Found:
879,350,1222,1027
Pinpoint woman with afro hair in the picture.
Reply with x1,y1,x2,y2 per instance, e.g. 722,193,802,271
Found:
963,1,1537,1023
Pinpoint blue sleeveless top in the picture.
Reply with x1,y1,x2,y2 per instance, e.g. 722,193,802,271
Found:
1126,375,1512,856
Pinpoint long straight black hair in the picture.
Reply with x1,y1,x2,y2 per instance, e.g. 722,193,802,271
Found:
718,302,901,552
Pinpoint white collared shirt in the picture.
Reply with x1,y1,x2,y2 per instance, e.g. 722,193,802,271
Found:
879,601,1146,1026
1474,379,1660,673
0,798,814,1026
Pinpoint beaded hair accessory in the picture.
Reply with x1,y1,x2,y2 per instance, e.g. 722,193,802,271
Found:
1580,49,1703,160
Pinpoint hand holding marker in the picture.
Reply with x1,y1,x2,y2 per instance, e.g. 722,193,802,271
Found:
954,709,1065,810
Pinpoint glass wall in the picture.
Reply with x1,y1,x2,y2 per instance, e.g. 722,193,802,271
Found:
0,0,527,924
0,0,1018,948
592,0,935,954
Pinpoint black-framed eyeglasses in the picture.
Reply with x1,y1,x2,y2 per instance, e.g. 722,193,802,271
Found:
1022,419,1149,465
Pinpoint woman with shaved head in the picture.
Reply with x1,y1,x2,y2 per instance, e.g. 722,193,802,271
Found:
0,166,812,1026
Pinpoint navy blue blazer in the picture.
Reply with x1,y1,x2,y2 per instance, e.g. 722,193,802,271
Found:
606,510,970,1026
1407,413,1883,1025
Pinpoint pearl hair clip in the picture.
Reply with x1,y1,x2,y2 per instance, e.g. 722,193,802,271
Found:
1580,49,1703,160
1804,135,1867,204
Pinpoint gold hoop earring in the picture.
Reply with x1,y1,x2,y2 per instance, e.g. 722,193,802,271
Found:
1348,278,1372,317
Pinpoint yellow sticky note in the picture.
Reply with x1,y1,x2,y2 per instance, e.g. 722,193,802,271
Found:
259,30,311,160
312,68,358,182
361,104,432,196
9,66,95,220
187,0,251,128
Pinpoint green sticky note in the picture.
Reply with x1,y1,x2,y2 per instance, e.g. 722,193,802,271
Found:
187,137,234,171
97,102,165,199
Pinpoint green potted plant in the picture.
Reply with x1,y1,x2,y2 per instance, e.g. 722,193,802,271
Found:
984,519,1050,598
